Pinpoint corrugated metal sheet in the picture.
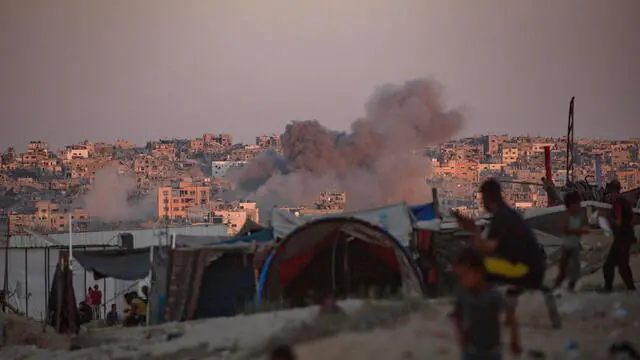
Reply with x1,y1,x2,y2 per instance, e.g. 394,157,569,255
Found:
9,224,229,248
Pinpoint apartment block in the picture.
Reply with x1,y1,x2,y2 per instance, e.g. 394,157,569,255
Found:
481,135,508,155
157,181,211,220
150,140,177,160
211,161,247,179
9,200,89,234
612,144,632,168
256,134,282,149
500,143,519,164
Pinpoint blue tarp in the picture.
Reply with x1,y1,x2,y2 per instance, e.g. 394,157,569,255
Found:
206,228,274,246
410,203,436,221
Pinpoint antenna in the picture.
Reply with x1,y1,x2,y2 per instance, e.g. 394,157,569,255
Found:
566,97,575,185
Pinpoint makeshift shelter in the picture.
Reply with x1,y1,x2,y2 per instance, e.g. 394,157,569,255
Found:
160,230,274,322
257,217,425,308
269,203,416,247
523,201,640,238
72,248,152,280
163,245,260,322
236,218,264,237
47,260,79,334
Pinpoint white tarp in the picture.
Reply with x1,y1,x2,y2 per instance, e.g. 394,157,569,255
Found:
270,203,415,246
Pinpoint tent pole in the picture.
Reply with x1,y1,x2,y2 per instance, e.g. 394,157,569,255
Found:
146,245,153,326
344,238,350,298
331,238,337,293
68,213,73,270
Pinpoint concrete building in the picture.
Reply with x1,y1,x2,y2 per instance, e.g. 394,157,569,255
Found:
211,161,247,179
9,200,89,235
156,181,211,221
65,145,90,160
481,135,508,155
500,143,520,164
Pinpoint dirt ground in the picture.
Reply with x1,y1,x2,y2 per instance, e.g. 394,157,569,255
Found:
2,230,639,360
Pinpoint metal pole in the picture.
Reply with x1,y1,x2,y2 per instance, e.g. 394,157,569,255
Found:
68,213,73,270
146,245,154,326
44,248,48,318
25,247,28,317
3,216,10,312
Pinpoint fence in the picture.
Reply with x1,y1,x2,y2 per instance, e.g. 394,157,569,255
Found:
0,245,140,320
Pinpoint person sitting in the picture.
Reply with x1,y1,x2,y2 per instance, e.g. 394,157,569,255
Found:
78,301,93,325
123,292,147,326
106,304,120,326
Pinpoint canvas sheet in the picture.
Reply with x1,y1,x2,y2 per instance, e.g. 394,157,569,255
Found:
270,203,415,246
73,248,151,281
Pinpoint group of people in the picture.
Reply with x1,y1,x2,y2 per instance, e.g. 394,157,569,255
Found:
450,178,636,360
78,285,103,324
78,285,150,327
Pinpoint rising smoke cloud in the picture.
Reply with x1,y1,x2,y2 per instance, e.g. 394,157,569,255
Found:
76,165,156,222
226,78,465,211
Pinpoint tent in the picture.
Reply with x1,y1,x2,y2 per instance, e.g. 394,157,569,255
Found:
270,203,416,247
236,218,264,237
163,245,260,322
410,202,437,221
257,217,425,308
160,231,274,322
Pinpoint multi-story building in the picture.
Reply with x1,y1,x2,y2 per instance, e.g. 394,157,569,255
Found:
8,200,89,234
156,181,211,221
612,144,633,168
481,135,508,155
150,140,176,160
500,143,519,164
211,161,247,179
64,145,90,160
314,191,346,210
256,134,282,149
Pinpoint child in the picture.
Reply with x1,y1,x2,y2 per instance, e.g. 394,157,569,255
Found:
452,247,521,360
553,192,589,291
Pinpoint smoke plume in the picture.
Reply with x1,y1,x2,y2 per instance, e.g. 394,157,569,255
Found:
227,78,464,211
76,166,156,222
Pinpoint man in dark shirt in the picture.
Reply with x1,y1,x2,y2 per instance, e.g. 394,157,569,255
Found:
602,181,637,291
456,178,561,329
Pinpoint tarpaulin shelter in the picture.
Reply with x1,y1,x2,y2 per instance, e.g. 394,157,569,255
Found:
269,203,416,247
236,218,264,237
160,230,274,323
257,217,425,308
410,202,437,221
72,248,152,281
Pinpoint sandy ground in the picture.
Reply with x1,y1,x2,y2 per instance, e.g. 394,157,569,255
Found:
2,231,639,360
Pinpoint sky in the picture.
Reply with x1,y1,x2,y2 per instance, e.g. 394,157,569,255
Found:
1,0,639,151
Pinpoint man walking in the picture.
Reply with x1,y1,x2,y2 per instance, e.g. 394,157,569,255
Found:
456,178,561,329
602,180,637,292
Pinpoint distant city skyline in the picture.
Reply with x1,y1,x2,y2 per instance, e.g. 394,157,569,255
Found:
3,132,640,153
2,0,639,150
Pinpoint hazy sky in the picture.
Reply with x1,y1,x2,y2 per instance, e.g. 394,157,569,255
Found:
1,0,639,151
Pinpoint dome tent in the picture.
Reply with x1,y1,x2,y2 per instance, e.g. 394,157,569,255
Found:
257,217,425,307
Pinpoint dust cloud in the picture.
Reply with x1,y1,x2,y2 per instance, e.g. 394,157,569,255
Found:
227,78,465,211
76,166,156,221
